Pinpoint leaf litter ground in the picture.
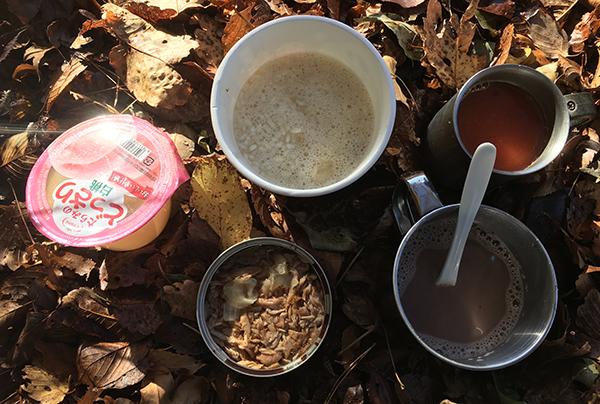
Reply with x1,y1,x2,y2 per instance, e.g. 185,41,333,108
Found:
1,0,600,403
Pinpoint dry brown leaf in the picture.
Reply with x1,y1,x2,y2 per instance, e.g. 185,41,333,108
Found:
540,0,578,22
34,341,78,381
422,0,487,89
140,364,175,404
6,0,42,24
249,184,293,241
114,302,164,336
77,341,150,389
132,0,207,14
577,288,600,339
570,7,600,54
222,3,273,54
102,3,199,110
21,365,70,404
162,279,199,321
478,0,515,18
490,23,515,65
0,300,31,331
382,0,425,10
99,246,157,290
264,0,293,15
23,44,54,80
191,13,225,68
147,349,204,375
0,203,36,271
170,376,211,404
222,6,255,55
45,54,89,113
189,154,252,250
527,8,570,59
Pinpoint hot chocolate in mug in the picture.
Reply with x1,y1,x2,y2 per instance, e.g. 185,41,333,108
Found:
392,171,557,370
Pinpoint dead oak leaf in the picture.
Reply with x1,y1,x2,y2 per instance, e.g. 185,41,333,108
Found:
131,0,207,14
162,279,199,321
222,3,273,55
570,7,600,54
140,364,175,404
170,376,211,404
527,8,570,59
422,0,487,89
148,349,205,375
114,302,164,336
77,341,150,389
102,3,199,110
189,154,252,250
21,365,70,404
45,54,89,113
577,288,600,340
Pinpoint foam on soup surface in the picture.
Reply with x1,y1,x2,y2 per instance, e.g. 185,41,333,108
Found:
233,52,376,189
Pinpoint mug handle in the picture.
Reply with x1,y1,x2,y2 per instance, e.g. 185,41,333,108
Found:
565,92,597,128
392,171,443,238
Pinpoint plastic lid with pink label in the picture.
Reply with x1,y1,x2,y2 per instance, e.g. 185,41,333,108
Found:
26,115,190,249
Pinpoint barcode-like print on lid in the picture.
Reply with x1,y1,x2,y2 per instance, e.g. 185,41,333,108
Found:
118,137,151,161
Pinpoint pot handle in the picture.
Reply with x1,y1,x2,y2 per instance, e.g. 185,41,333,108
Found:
392,171,443,238
565,92,597,128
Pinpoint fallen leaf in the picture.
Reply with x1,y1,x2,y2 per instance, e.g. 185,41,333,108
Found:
570,7,600,54
114,302,164,336
0,299,31,332
527,8,570,59
148,349,205,375
540,0,579,22
162,279,199,321
171,376,211,404
140,364,175,404
23,43,54,80
103,3,205,114
0,203,36,271
490,23,514,65
360,14,424,60
6,0,42,24
77,341,150,389
382,0,425,10
45,54,89,113
189,154,252,250
250,184,293,241
0,25,29,65
577,288,600,339
131,0,207,14
477,0,515,18
222,4,273,54
34,341,78,381
21,365,70,404
191,13,225,68
99,246,157,290
422,0,487,89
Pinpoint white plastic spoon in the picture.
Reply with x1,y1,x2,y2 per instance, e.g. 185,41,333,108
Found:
436,142,497,287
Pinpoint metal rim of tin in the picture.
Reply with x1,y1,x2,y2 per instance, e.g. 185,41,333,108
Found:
196,237,333,377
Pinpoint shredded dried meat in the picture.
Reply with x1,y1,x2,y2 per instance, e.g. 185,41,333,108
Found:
205,245,326,369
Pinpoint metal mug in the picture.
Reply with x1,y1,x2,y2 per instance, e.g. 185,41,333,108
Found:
426,64,597,190
392,171,558,370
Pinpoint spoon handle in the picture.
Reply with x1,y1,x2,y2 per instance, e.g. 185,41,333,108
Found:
436,142,497,287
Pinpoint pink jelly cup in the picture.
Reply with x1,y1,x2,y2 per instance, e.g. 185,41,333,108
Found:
26,115,189,251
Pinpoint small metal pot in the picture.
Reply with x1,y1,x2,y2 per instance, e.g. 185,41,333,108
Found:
196,237,333,377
